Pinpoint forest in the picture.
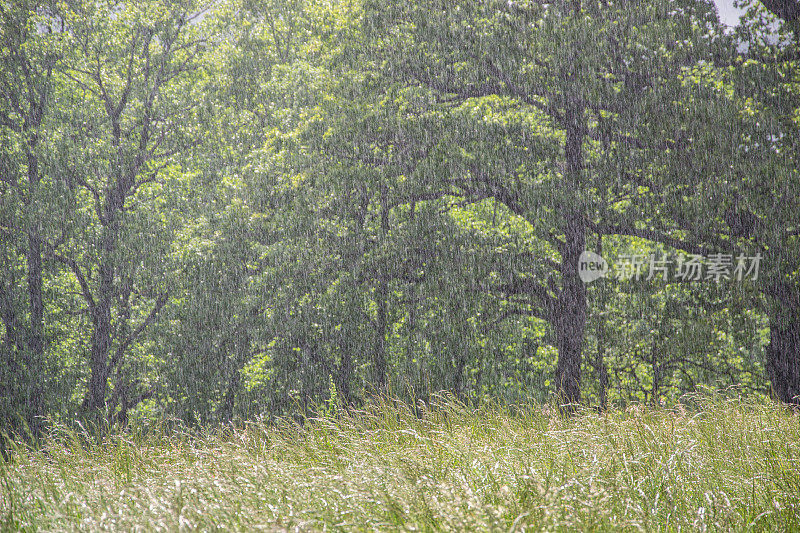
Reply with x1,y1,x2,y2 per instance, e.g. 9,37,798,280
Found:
1,0,798,433
2,0,800,529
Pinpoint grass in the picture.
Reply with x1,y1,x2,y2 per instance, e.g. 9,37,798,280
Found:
1,394,799,531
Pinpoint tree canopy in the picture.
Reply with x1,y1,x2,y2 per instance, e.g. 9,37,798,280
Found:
0,0,797,436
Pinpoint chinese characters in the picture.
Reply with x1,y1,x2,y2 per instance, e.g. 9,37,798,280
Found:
613,253,762,282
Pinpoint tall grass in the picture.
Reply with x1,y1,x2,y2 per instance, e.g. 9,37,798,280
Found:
1,394,798,531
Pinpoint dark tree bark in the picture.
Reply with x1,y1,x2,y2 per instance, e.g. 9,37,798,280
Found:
24,154,45,436
373,186,391,389
0,281,23,407
0,3,55,436
553,103,588,407
757,0,800,408
759,0,800,26
595,234,609,412
337,347,353,405
453,347,467,401
374,279,389,389
219,369,240,422
83,176,123,417
597,332,609,411
84,233,116,415
554,212,587,407
217,321,253,422
765,286,800,404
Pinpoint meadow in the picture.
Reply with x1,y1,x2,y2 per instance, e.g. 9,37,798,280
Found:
2,395,799,532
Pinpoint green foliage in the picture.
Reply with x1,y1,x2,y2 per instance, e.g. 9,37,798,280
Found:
1,0,797,437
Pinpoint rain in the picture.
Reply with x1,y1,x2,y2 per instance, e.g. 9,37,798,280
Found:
0,0,798,529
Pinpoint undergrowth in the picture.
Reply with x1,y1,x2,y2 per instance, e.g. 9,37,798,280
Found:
1,394,798,531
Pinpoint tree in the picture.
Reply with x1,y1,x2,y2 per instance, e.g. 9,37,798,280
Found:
361,0,727,405
622,0,800,404
0,0,66,437
48,0,207,425
738,0,800,404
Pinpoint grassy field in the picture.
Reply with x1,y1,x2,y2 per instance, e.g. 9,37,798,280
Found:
1,395,799,531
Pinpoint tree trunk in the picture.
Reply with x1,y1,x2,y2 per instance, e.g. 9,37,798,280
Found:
84,222,118,418
217,326,249,422
553,103,587,407
595,233,609,411
24,147,45,436
0,281,23,433
765,301,800,405
337,346,353,405
25,231,45,435
373,186,390,390
745,0,800,405
597,335,609,411
453,346,467,401
374,279,389,389
554,212,587,407
219,365,241,422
